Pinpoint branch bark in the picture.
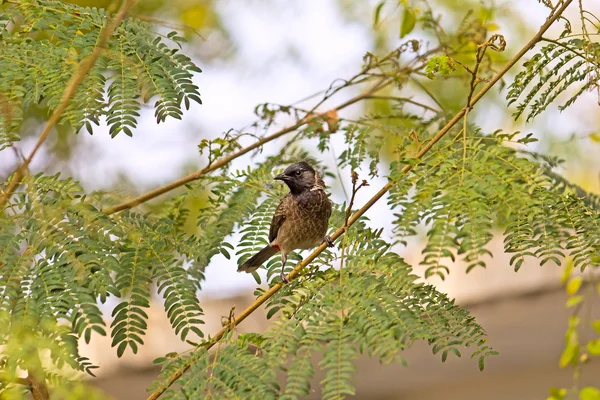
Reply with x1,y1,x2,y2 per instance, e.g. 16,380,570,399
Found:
0,0,138,208
145,0,574,398
27,349,50,400
28,370,49,400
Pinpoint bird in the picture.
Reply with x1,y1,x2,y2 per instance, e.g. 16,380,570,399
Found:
238,161,334,283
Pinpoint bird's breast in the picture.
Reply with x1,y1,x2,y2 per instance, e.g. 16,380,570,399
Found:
276,190,332,253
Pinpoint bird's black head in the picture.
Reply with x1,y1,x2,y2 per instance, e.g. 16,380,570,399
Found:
274,162,323,195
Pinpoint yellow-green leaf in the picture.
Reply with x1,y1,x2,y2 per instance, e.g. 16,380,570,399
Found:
566,276,583,295
589,133,600,143
559,343,579,368
566,295,583,308
374,2,385,28
548,387,567,400
587,339,600,356
560,316,580,368
580,387,600,400
560,259,572,285
487,23,500,31
400,7,416,38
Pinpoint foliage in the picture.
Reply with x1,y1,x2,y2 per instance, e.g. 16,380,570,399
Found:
1,0,600,399
151,333,280,399
154,215,497,399
507,33,600,122
0,172,204,394
0,0,201,150
388,129,600,277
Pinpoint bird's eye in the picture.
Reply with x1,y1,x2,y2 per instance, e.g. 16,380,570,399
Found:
295,170,303,176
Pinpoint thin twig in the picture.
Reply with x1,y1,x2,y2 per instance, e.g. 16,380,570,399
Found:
362,95,440,113
339,171,369,294
0,0,138,208
145,1,574,398
409,76,446,112
461,34,504,181
106,44,440,214
344,171,369,225
104,78,390,215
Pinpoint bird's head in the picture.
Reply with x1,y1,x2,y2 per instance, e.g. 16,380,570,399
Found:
274,162,324,195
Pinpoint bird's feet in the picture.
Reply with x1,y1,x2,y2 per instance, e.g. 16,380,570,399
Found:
325,235,335,248
280,271,289,284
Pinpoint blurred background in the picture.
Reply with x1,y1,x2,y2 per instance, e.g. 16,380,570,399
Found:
2,0,600,398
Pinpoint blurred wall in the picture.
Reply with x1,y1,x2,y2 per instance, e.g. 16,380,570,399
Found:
86,237,600,400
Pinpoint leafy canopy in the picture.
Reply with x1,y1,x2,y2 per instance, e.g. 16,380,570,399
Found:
0,0,201,150
1,0,600,399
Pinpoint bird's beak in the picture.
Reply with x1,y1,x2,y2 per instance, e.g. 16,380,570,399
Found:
274,173,289,182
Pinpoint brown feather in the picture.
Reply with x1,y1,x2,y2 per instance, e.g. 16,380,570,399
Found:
269,194,290,243
237,246,279,272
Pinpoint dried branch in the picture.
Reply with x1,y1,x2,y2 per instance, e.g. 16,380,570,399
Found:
105,43,444,215
104,77,391,215
146,1,574,398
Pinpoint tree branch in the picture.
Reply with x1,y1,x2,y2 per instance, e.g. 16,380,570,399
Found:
146,1,574,398
103,77,391,215
27,349,50,400
0,0,138,208
361,95,441,113
28,369,49,400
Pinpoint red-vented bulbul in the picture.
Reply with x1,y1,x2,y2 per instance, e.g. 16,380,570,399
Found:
238,162,334,283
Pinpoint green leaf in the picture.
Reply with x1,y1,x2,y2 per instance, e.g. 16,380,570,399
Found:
587,339,600,356
153,357,167,365
400,7,416,38
548,387,567,400
580,387,600,400
373,2,385,28
266,306,280,320
566,276,583,295
424,55,456,79
117,341,128,358
566,295,583,308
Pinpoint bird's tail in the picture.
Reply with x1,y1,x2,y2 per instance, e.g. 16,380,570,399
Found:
237,246,279,273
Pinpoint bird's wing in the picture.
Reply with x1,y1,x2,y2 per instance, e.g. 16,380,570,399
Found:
269,194,289,243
